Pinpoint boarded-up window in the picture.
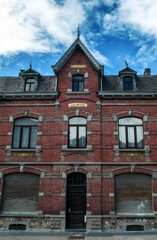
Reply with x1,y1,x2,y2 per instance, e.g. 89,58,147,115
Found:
2,173,40,213
115,173,152,215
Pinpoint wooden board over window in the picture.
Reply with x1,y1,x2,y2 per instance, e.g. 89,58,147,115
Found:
2,173,40,213
115,173,152,215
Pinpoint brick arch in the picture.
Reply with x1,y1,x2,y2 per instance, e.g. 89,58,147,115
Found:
71,69,87,76
113,110,148,121
112,167,153,177
134,167,153,176
66,110,91,119
115,110,147,120
2,166,42,176
63,166,89,177
11,111,41,120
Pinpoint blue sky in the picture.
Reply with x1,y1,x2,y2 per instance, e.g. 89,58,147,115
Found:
0,0,157,76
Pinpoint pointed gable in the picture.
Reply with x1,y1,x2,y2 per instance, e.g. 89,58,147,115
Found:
52,37,104,75
119,66,137,76
21,66,40,77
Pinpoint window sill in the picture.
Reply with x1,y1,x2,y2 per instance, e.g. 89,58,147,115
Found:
114,148,147,152
62,145,93,151
113,145,151,159
5,145,41,157
66,89,89,94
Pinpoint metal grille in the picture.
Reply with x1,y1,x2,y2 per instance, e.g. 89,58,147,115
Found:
126,225,144,231
9,224,26,230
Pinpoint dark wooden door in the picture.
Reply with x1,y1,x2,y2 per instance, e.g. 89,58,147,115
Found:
66,186,86,229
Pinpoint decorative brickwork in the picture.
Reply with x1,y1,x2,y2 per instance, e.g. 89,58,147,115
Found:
1,36,157,231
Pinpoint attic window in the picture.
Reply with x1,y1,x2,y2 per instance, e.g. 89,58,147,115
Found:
72,75,84,92
25,79,36,91
123,77,133,91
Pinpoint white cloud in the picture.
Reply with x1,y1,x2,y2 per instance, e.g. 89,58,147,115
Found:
4,0,157,72
0,0,86,55
103,0,157,38
91,49,112,67
102,0,157,68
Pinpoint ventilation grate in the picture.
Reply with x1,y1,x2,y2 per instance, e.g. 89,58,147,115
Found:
126,225,144,231
9,224,26,230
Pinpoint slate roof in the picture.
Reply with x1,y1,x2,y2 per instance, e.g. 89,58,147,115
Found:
0,76,57,92
1,37,157,100
0,75,58,100
102,75,157,92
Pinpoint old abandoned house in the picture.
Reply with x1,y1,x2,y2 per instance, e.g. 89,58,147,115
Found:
0,34,157,232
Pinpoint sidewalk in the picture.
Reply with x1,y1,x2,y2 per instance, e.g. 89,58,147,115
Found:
0,231,157,240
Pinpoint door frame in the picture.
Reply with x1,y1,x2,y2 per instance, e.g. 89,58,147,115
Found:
66,173,86,229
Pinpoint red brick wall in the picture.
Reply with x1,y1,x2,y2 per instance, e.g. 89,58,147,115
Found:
0,48,157,217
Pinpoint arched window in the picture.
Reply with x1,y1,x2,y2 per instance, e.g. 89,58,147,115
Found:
25,78,36,91
72,75,84,91
68,117,87,148
119,117,143,149
12,118,38,149
123,77,133,90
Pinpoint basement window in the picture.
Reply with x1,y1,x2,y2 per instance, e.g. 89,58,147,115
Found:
126,225,144,231
9,224,26,230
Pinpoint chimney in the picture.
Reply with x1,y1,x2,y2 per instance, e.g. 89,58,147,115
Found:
144,68,151,76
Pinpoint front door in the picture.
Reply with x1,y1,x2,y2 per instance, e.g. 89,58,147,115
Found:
66,173,86,229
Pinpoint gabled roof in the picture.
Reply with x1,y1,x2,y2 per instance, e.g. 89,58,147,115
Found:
24,67,40,75
119,66,137,75
52,37,104,75
22,66,40,76
20,63,41,77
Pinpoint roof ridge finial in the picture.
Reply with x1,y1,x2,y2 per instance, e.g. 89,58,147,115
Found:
77,24,80,38
30,61,32,69
125,59,128,67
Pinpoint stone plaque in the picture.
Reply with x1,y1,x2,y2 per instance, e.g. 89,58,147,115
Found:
71,65,86,68
68,103,87,107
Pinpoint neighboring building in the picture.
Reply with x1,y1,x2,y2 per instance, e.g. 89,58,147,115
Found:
0,35,157,232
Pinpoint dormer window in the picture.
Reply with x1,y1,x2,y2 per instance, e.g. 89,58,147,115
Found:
25,79,36,91
72,75,84,92
123,77,133,91
119,65,137,91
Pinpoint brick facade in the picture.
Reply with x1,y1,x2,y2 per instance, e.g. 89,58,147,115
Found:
0,37,157,231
